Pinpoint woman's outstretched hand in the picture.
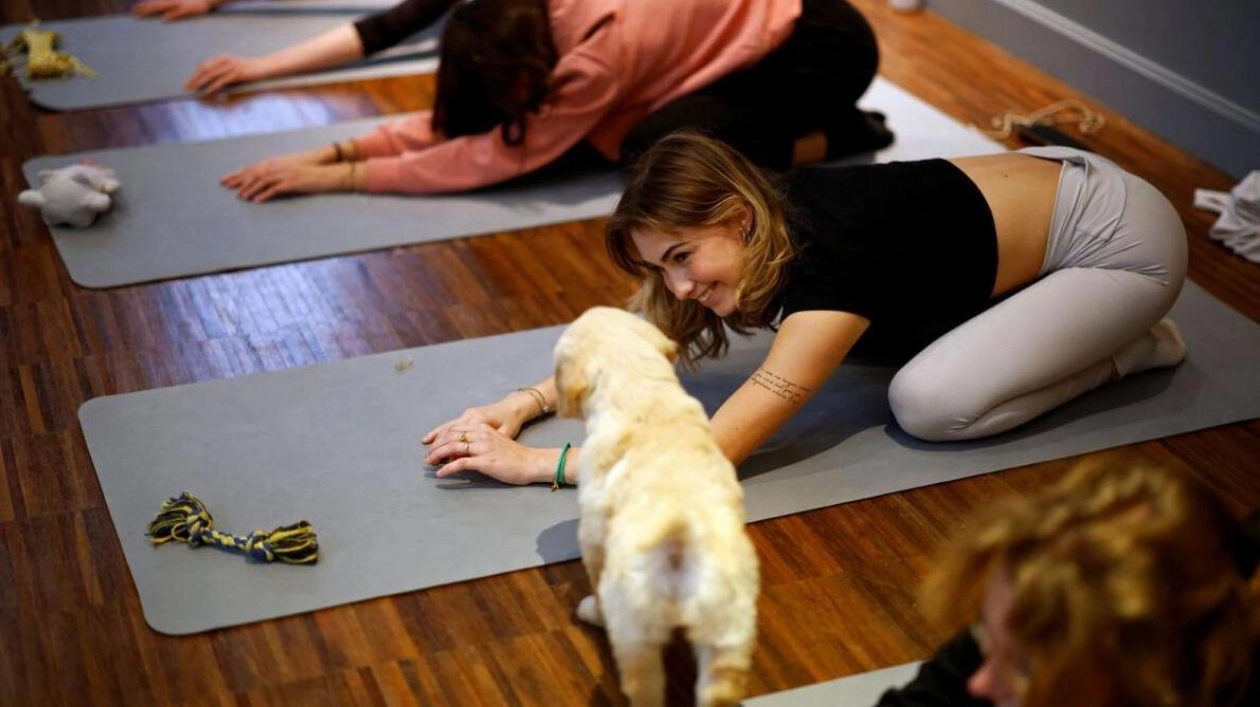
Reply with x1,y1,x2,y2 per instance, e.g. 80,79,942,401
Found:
133,0,219,20
221,154,351,202
186,55,265,94
424,399,531,445
424,422,552,485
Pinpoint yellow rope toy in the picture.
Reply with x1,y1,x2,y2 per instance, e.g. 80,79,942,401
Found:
3,21,98,80
147,492,320,565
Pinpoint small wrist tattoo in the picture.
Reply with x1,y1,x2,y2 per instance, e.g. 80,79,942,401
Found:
751,368,810,404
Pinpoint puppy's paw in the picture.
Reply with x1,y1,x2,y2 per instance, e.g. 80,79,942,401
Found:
576,595,605,626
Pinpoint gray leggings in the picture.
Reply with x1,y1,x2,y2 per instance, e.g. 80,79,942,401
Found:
888,147,1187,441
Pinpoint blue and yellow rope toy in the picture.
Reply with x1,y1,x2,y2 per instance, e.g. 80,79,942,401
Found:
147,492,319,565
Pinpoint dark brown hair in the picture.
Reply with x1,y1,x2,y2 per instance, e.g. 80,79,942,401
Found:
432,0,558,146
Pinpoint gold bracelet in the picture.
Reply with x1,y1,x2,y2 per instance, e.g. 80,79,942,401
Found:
347,161,361,192
517,386,550,416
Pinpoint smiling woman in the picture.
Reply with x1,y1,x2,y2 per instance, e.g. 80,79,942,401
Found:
422,131,1190,487
605,133,795,361
872,462,1260,707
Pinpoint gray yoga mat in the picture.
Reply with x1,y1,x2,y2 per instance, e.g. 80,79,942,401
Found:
24,78,1002,288
743,663,921,707
0,9,439,110
79,282,1260,634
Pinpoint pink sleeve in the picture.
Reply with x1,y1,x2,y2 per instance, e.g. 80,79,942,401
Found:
351,111,439,159
358,52,620,195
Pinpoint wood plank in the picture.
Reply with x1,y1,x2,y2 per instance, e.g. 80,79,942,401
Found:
1,1,1256,705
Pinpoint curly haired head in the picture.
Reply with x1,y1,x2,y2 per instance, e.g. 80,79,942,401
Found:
924,461,1259,707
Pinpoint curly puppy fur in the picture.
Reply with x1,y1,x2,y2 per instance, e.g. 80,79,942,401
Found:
554,307,759,707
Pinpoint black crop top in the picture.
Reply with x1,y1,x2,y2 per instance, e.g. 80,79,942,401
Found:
353,0,459,56
779,159,998,363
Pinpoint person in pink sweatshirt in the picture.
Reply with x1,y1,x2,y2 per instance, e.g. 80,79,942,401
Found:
220,0,892,202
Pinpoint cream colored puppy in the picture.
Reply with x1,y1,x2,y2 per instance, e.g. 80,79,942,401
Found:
554,307,760,707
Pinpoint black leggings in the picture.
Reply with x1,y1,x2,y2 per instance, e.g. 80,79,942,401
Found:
620,0,881,170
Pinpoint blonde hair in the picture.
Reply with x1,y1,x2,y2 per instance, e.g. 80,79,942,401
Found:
605,132,795,367
924,462,1259,707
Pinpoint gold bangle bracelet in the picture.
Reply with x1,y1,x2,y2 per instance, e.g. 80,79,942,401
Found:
347,161,362,192
517,386,550,416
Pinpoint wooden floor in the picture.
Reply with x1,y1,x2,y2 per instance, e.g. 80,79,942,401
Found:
2,1,1258,705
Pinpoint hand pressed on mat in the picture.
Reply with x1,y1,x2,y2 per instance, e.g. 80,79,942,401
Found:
222,151,359,202
132,0,224,21
423,422,558,486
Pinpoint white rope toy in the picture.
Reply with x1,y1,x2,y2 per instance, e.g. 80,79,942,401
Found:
980,99,1106,141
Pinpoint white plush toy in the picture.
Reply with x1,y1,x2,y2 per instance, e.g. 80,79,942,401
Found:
18,162,120,228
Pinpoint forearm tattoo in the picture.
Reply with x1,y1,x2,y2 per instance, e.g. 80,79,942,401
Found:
751,368,811,404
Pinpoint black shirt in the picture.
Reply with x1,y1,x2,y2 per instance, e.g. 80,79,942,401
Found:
779,159,998,363
875,631,990,707
353,0,459,56
875,629,1260,707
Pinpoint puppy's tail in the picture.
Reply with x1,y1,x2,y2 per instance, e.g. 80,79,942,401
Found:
636,514,695,601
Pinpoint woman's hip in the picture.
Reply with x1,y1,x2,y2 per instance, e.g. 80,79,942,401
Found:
1030,146,1187,288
